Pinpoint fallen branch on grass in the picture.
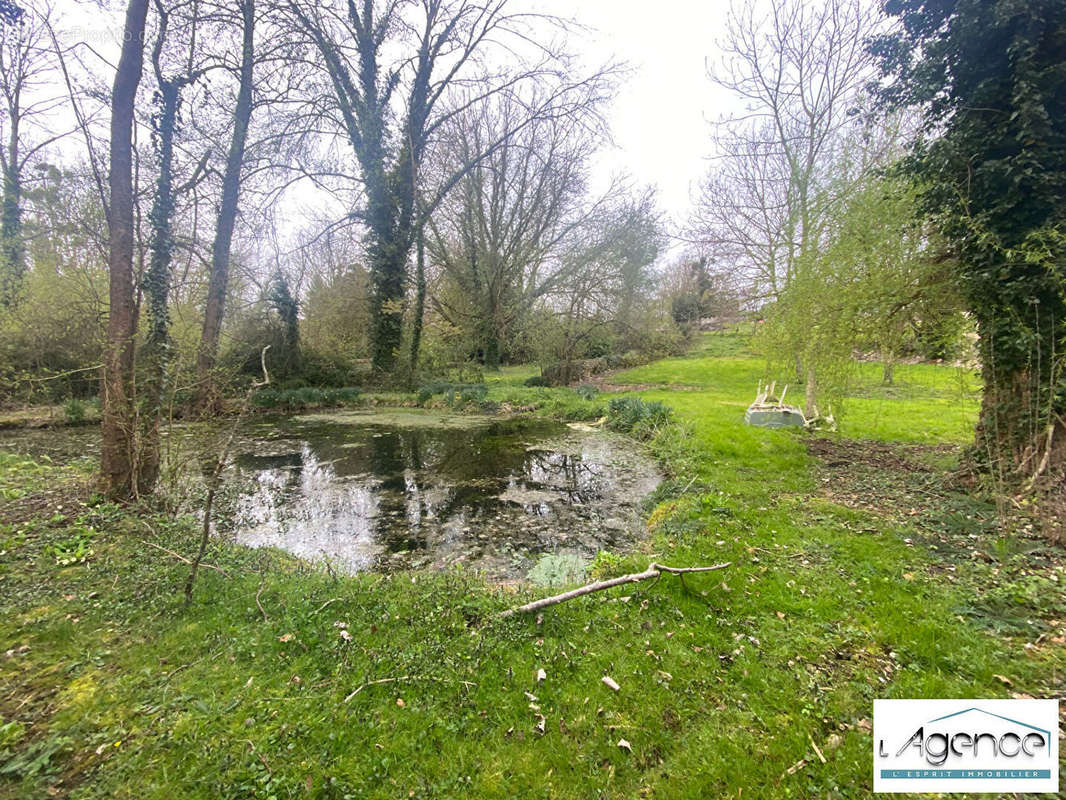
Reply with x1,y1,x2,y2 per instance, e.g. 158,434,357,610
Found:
344,675,478,703
497,561,732,619
140,540,229,576
255,583,269,622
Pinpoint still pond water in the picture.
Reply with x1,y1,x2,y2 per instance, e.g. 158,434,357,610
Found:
2,410,662,580
224,410,661,578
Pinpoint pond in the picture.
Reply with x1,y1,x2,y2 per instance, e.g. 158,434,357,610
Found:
1,409,663,581
223,410,661,579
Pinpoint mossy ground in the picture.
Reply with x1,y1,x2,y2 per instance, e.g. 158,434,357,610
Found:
0,332,1062,799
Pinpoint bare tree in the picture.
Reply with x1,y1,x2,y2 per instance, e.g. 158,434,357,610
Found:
542,191,663,366
195,0,256,412
286,0,615,375
689,121,793,303
135,0,215,491
0,0,64,305
101,0,150,501
424,88,605,368
691,0,879,415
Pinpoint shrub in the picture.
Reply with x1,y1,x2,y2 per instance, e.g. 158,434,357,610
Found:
251,386,360,412
63,396,86,424
606,396,672,434
526,553,587,587
523,375,549,387
251,388,280,409
323,387,361,405
573,384,599,401
588,550,626,580
446,384,487,407
417,382,488,408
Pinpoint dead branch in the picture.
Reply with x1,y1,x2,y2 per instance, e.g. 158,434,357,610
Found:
344,675,478,703
497,561,732,619
184,346,270,604
140,539,229,576
255,583,268,622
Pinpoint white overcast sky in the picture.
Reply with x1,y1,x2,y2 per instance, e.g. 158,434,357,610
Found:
59,0,736,244
536,0,736,235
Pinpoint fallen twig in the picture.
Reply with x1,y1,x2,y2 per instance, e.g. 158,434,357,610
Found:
241,740,272,778
312,597,340,616
809,734,827,764
497,561,731,619
344,675,478,703
141,540,229,576
255,583,268,623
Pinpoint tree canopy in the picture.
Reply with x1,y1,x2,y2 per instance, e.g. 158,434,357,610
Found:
874,0,1066,487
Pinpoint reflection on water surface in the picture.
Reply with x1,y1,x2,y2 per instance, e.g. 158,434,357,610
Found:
225,413,661,576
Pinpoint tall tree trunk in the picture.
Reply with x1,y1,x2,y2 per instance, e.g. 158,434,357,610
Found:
973,310,1066,492
137,79,180,493
0,122,23,306
100,0,150,502
408,223,426,382
882,358,895,386
804,365,818,420
196,0,255,412
368,202,411,374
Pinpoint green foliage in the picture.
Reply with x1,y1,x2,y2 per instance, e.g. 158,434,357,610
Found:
605,396,672,436
2,344,1062,798
0,166,107,404
62,396,86,424
416,382,489,409
587,549,626,580
761,174,963,417
42,521,96,566
251,386,361,412
522,375,548,387
301,267,372,369
525,553,587,587
572,383,599,400
874,0,1066,473
0,720,26,756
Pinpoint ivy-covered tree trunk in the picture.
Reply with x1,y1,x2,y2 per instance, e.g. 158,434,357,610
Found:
968,274,1066,485
408,225,426,379
876,0,1066,505
482,331,501,371
100,0,150,502
0,150,24,306
137,79,180,494
367,211,410,373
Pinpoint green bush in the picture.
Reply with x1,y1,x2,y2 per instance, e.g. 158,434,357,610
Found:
588,550,626,580
447,384,487,407
251,388,280,409
251,386,360,412
573,383,599,400
523,375,549,387
323,387,361,405
416,382,488,408
63,396,86,424
526,553,587,587
416,381,448,405
606,396,671,434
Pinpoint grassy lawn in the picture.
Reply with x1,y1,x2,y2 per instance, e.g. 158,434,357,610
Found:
0,334,1062,799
